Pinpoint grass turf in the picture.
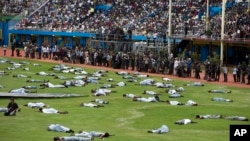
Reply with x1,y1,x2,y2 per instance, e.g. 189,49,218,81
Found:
0,57,249,141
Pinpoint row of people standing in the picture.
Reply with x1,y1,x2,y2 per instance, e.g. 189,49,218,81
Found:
17,43,250,85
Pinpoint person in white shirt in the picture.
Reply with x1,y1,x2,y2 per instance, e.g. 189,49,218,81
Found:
115,81,126,86
39,108,68,114
196,114,223,119
154,82,174,88
91,89,116,96
135,74,149,78
211,97,233,102
40,82,68,88
63,80,87,87
53,136,93,141
90,99,109,104
174,119,197,125
185,100,198,106
166,89,178,95
136,79,155,86
162,77,173,82
166,100,184,105
116,71,129,75
123,94,141,98
184,82,204,86
73,130,112,139
13,74,31,78
36,71,56,76
133,95,162,102
47,124,74,133
143,90,161,95
224,116,249,121
9,88,37,94
147,125,169,134
176,87,185,92
24,102,47,108
80,103,104,108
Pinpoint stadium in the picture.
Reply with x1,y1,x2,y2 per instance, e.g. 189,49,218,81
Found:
0,0,250,141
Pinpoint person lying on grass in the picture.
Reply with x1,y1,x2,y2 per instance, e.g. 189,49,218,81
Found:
135,79,155,86
123,93,141,98
0,70,10,76
185,100,198,106
211,97,233,102
184,82,204,86
174,119,197,125
36,71,56,76
72,130,113,139
224,116,249,121
91,88,116,96
22,85,44,89
208,90,232,93
39,108,68,114
147,125,169,134
113,81,126,86
169,93,184,98
116,71,129,75
53,136,93,141
84,79,102,84
143,90,161,95
80,103,104,108
154,82,175,88
9,88,37,94
40,82,68,88
24,102,48,108
166,100,184,106
90,99,109,104
54,75,68,80
13,74,31,78
47,124,74,133
26,79,49,83
63,80,87,87
195,114,224,119
99,84,116,88
133,95,165,102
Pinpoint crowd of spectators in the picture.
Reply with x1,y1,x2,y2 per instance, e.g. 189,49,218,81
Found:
4,0,247,40
0,0,49,16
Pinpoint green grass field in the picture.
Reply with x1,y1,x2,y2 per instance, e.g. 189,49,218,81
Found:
0,57,249,141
